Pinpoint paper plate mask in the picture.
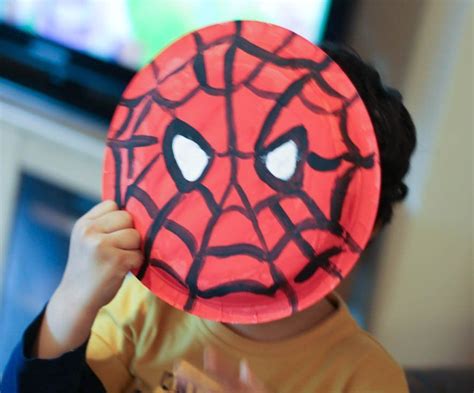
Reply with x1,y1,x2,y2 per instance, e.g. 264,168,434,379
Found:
103,21,380,323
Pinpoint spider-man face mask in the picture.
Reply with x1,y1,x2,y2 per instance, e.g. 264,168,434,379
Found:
103,21,380,323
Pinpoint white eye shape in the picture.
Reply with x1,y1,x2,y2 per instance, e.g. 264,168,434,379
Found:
264,139,298,181
172,135,210,182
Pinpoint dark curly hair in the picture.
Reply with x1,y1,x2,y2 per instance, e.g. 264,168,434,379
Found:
321,43,417,227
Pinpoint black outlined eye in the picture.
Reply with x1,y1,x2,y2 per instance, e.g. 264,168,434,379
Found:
164,118,214,192
255,125,308,192
264,139,298,180
173,135,209,181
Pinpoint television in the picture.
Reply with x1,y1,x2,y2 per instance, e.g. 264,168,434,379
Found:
0,0,355,121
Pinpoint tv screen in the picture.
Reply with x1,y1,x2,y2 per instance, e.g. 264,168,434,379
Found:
1,0,333,69
0,0,351,120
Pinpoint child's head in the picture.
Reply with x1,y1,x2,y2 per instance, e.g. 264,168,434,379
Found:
321,43,417,228
103,21,416,323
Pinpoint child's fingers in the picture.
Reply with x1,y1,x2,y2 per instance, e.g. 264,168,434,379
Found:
94,210,133,233
83,200,117,219
174,360,225,393
105,229,141,250
203,346,218,373
124,250,143,271
239,359,268,392
203,346,235,382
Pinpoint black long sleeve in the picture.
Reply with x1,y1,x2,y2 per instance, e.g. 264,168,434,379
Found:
1,308,105,393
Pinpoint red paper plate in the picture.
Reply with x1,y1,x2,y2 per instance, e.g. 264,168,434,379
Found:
103,21,380,323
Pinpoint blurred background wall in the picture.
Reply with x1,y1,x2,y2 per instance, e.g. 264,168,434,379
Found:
0,0,472,373
347,0,473,368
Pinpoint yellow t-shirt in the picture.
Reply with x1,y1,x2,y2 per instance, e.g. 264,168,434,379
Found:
86,275,408,393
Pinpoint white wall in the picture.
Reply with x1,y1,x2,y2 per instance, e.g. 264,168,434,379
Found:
369,1,473,368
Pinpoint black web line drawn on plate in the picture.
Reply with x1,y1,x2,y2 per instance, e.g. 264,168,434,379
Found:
107,21,376,314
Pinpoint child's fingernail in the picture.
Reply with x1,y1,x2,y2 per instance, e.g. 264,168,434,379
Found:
239,358,250,383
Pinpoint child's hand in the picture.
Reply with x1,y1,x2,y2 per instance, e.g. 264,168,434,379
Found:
174,347,271,393
33,200,143,358
58,199,142,312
